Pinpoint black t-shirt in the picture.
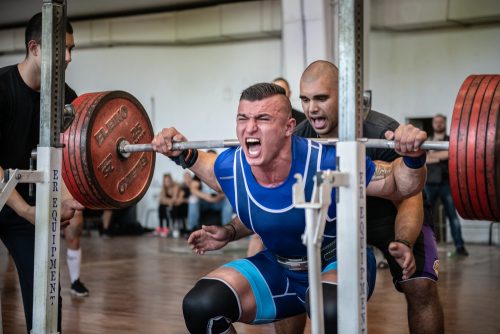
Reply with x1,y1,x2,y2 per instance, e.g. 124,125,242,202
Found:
0,64,77,205
291,108,306,124
426,134,449,184
293,110,400,221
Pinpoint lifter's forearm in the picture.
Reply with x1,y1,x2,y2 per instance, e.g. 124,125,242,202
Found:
393,193,424,246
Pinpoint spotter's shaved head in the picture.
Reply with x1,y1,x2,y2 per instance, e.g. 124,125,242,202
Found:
301,60,338,88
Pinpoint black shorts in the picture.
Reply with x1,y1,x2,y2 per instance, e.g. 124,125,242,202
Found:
367,214,439,292
0,207,63,332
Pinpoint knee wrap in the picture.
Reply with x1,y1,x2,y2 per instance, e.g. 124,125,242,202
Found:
183,278,241,334
305,282,338,334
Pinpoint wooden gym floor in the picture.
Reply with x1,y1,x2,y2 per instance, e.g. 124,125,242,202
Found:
0,233,499,333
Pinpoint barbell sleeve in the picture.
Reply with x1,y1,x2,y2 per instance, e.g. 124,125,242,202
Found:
119,138,449,155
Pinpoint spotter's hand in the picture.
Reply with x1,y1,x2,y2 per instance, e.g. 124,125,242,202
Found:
388,241,416,280
385,124,427,158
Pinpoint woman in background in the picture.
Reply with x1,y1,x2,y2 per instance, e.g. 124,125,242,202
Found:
157,173,180,237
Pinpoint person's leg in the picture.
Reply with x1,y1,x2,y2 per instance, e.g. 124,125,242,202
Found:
368,207,444,334
170,205,182,238
303,249,376,333
183,250,304,333
439,184,467,252
177,203,188,234
64,210,89,297
221,197,233,225
424,185,439,211
187,201,200,231
394,223,444,334
157,204,167,231
400,279,444,334
0,211,62,333
101,209,113,237
0,216,35,332
183,277,241,334
165,205,172,230
274,313,307,334
158,206,172,237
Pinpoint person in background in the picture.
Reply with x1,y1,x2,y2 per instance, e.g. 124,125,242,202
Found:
65,212,90,297
157,173,180,237
0,12,83,332
272,77,306,124
185,151,233,232
425,114,468,256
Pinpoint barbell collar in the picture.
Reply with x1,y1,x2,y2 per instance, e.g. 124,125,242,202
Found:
119,138,449,156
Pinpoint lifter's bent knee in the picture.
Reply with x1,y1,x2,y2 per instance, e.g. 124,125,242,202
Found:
183,278,240,334
305,282,337,334
274,313,307,334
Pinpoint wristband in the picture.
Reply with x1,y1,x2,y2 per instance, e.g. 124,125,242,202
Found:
170,149,199,169
225,224,237,241
394,239,412,249
402,153,426,169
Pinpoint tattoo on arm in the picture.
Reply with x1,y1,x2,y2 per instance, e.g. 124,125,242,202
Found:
372,161,393,181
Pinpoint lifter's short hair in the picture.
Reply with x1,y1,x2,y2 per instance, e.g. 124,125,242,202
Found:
240,83,292,118
240,82,286,101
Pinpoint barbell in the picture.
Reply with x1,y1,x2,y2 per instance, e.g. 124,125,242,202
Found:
61,74,500,221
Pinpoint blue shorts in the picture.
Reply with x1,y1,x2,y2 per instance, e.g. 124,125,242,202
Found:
223,248,376,324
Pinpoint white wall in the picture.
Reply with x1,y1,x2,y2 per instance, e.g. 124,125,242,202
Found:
0,39,281,225
367,24,500,243
1,1,499,242
367,24,500,124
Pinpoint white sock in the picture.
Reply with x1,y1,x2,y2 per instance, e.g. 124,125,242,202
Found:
67,248,81,284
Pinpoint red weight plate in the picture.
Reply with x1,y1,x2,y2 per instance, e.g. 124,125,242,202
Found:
466,75,492,220
61,125,83,206
62,93,101,208
75,92,116,208
85,91,155,209
451,75,482,219
449,76,474,219
62,91,155,209
74,94,109,208
475,76,500,221
485,78,500,221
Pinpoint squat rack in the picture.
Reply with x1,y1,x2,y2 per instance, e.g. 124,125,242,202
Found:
0,1,68,333
33,1,67,333
293,0,368,333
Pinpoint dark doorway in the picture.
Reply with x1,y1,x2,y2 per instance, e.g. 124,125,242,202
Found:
406,117,433,136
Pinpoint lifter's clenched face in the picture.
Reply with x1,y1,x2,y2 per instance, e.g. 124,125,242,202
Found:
236,95,294,168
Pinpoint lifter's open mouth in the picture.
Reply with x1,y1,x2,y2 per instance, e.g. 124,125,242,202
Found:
246,138,261,157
